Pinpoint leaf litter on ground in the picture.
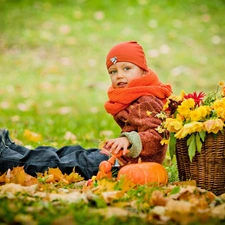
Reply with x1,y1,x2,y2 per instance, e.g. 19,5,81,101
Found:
0,167,225,225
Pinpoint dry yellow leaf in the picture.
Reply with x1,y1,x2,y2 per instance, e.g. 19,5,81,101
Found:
23,129,42,142
101,191,124,204
0,167,38,186
37,167,83,184
0,183,38,195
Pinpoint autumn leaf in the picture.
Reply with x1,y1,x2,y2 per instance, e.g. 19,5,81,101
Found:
101,191,124,204
114,175,136,193
23,129,42,142
93,178,117,194
150,190,167,206
37,167,84,184
0,167,38,186
64,131,77,143
48,168,65,181
0,183,38,195
64,168,84,183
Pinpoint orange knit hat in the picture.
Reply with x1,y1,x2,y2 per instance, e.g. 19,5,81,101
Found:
106,41,148,71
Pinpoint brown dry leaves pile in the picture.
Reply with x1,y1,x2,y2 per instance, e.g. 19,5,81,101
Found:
0,167,225,224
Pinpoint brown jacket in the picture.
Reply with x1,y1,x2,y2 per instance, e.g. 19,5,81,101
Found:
113,95,168,166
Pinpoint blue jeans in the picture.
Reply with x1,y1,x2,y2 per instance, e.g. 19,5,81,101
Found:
0,142,108,179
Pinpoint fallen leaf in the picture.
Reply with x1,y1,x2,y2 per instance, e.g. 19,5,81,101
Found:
172,180,196,186
0,167,38,186
34,190,88,203
23,129,42,142
0,183,38,195
37,167,84,185
101,191,124,204
64,131,77,143
150,190,167,206
211,203,225,219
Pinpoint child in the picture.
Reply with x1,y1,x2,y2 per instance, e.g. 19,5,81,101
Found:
0,41,172,179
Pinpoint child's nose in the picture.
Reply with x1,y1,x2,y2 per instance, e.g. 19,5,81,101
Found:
117,70,125,78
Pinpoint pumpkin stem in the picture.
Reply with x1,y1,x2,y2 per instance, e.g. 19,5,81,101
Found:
138,157,142,164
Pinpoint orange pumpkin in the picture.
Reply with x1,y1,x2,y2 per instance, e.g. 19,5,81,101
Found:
96,170,112,180
117,162,168,185
99,161,112,173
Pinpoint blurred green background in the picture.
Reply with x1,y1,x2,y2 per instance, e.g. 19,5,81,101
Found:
0,0,225,148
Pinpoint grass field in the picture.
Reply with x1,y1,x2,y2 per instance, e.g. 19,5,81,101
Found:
0,0,225,224
1,0,224,146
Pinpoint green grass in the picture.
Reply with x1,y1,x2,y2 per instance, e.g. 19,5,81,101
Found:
1,0,224,146
0,0,225,224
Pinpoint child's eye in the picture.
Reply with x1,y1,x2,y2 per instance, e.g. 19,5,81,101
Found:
109,70,117,75
124,67,130,71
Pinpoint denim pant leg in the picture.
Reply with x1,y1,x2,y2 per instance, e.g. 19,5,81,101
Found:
0,143,61,177
0,143,25,173
0,143,108,179
57,145,108,179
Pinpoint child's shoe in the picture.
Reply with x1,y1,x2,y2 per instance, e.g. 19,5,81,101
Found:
0,128,15,146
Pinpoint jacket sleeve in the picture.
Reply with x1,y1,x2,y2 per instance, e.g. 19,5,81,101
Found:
120,131,142,158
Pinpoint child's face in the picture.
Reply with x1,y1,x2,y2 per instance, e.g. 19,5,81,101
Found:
108,62,145,88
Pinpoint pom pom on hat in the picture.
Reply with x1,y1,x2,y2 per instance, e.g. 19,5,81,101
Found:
106,41,148,71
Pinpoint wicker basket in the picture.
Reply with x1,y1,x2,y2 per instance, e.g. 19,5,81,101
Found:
176,130,225,195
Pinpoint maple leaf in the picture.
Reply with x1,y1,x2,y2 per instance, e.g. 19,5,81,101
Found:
0,167,38,186
64,168,84,183
37,167,84,184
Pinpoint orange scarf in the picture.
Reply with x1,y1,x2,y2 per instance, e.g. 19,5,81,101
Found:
104,70,172,116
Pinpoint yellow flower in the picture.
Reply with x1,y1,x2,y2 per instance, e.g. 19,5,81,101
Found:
177,99,195,119
170,94,183,102
177,105,190,118
163,100,169,111
160,139,169,145
175,122,204,139
176,114,184,122
180,90,186,99
218,81,225,97
155,112,167,120
189,106,211,122
189,109,202,122
221,87,225,97
146,110,152,116
183,98,195,108
203,119,224,134
155,125,165,133
213,98,225,121
164,118,183,133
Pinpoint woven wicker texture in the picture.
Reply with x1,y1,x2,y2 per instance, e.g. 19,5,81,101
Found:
176,130,225,195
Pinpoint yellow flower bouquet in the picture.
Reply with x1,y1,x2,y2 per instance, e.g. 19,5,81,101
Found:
157,82,225,162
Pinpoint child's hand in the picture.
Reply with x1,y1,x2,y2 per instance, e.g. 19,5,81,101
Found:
104,137,130,156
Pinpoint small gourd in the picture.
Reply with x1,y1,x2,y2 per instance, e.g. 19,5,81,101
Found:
96,152,122,180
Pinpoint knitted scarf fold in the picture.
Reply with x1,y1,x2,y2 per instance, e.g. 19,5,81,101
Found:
104,69,172,116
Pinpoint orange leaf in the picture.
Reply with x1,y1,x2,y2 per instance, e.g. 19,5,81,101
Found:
0,172,6,183
0,167,38,186
48,168,64,181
